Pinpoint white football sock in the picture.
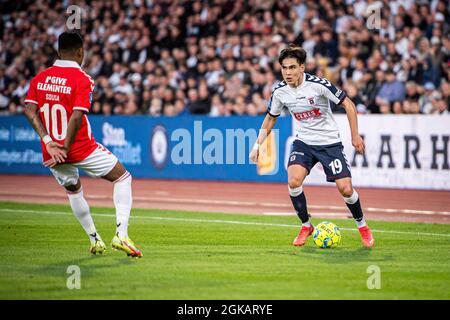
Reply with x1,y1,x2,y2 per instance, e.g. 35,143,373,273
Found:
288,186,303,197
343,190,367,228
114,172,133,238
343,190,359,205
67,188,98,244
356,218,367,229
302,221,311,227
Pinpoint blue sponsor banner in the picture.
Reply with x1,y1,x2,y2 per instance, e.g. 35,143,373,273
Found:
0,115,291,183
0,116,49,175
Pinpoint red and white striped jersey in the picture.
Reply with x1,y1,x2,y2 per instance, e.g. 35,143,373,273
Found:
25,59,98,163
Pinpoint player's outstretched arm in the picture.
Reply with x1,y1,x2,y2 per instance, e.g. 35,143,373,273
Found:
24,102,66,163
341,97,365,154
249,113,278,164
64,110,85,152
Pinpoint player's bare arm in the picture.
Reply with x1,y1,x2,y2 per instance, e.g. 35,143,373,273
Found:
341,97,365,154
249,113,278,164
63,109,85,152
24,102,66,163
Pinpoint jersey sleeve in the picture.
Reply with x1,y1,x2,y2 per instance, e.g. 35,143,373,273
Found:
318,79,346,105
24,77,38,105
73,76,94,113
267,91,283,117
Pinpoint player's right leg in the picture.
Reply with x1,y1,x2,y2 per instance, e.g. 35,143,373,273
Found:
288,165,314,246
287,140,315,246
49,165,105,254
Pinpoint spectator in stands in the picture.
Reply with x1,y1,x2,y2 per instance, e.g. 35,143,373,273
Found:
378,98,391,114
407,55,425,84
419,82,436,113
441,81,450,112
428,91,446,114
405,81,421,101
406,100,421,114
186,88,208,114
376,69,406,104
0,0,448,116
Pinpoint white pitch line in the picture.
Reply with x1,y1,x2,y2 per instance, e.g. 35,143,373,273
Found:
1,191,449,216
136,197,450,215
263,212,347,217
263,212,296,216
0,208,449,238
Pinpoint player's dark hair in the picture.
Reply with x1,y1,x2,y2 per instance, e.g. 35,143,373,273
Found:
58,31,83,53
278,44,307,65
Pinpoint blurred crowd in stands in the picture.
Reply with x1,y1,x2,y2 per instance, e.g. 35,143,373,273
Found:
0,0,449,116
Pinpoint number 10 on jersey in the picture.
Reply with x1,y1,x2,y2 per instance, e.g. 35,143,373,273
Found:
40,103,92,141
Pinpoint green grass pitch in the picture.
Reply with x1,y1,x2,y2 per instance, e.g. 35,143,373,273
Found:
0,201,449,300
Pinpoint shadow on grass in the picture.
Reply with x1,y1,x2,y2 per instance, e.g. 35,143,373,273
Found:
29,252,141,279
293,246,393,264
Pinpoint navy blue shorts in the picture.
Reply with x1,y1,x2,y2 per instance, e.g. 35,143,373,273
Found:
287,140,352,182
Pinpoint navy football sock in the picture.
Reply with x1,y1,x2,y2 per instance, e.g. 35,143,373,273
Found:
346,199,363,220
289,186,310,224
343,191,367,228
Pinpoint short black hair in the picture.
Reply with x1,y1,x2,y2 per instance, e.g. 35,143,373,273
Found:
278,44,307,65
58,31,83,53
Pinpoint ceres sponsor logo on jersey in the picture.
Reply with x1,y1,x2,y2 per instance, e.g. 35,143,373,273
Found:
335,89,342,97
150,125,168,169
293,108,322,121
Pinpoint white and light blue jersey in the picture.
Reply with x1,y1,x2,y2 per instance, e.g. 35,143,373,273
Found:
267,73,347,146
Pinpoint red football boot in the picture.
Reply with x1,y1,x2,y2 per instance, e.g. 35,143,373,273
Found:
359,226,375,248
293,224,314,246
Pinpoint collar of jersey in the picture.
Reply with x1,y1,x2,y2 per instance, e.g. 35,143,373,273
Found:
53,59,81,69
289,73,307,89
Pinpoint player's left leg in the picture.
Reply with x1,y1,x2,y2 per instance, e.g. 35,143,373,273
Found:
335,178,375,248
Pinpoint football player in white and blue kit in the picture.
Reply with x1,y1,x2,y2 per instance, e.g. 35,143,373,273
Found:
250,44,374,248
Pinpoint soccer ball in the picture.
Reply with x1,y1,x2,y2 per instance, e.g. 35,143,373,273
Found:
313,221,341,248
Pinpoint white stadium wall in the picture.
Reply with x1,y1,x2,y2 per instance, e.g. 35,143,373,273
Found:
298,115,450,190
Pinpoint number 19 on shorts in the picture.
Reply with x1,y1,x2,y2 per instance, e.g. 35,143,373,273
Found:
329,159,342,175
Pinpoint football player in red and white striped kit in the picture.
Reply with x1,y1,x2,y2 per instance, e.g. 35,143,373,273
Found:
24,32,142,258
